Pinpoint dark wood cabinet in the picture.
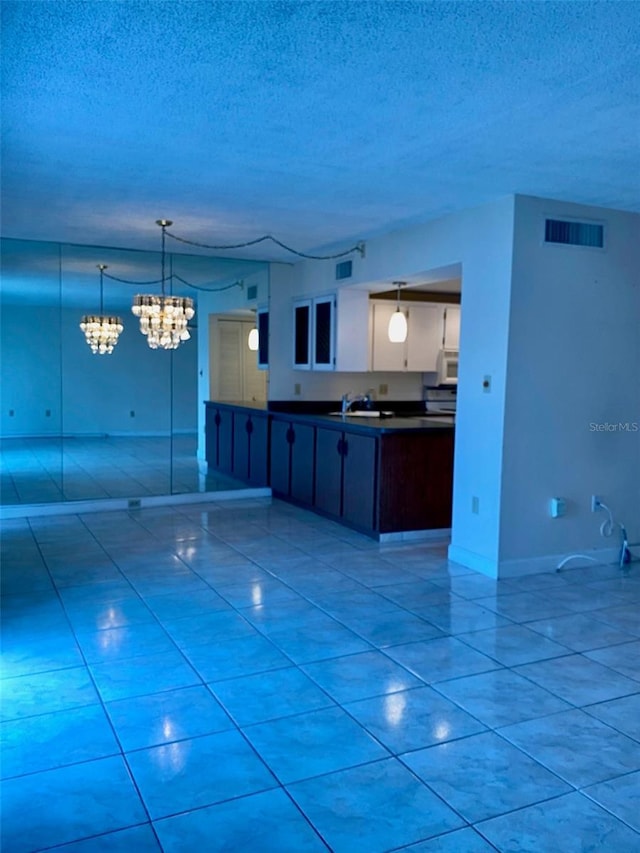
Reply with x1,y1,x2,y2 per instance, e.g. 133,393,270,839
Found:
315,427,377,530
205,405,234,475
270,417,314,504
207,402,453,538
342,433,377,530
206,404,269,486
314,427,343,517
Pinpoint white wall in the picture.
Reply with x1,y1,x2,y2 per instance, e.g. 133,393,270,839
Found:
498,196,640,573
1,304,198,437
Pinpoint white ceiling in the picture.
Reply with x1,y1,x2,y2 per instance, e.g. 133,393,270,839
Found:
2,0,639,262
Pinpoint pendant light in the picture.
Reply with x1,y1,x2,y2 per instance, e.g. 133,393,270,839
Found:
131,220,195,350
388,281,407,343
79,264,124,354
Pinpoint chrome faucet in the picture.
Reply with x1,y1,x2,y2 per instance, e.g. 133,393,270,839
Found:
342,392,372,413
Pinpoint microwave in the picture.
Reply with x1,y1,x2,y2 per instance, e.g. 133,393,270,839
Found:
436,348,459,385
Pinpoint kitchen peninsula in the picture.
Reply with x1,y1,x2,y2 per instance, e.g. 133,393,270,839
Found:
205,401,454,540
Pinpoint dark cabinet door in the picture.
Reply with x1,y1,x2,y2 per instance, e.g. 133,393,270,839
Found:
217,408,234,475
205,406,217,466
233,414,250,480
342,434,377,530
314,427,343,517
293,303,311,367
248,413,269,486
270,419,291,496
290,423,315,505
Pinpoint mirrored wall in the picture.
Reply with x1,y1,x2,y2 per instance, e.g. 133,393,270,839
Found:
0,237,268,507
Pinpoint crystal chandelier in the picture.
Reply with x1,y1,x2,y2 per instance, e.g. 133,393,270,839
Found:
79,264,124,354
131,219,195,350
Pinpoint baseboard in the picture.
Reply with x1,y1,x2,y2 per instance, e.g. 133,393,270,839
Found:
448,543,623,579
0,488,272,520
447,545,499,578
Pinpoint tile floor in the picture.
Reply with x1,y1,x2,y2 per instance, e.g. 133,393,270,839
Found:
0,436,244,505
1,498,639,852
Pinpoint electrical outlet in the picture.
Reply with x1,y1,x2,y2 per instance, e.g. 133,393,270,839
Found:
130,410,135,417
9,409,14,417
294,383,301,396
128,498,141,509
45,409,51,417
471,496,479,514
550,497,566,518
591,495,601,512
379,383,388,395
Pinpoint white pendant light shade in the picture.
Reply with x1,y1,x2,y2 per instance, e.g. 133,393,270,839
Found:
388,308,407,343
388,280,408,343
248,327,259,351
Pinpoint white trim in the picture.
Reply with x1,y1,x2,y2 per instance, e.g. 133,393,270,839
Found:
379,527,451,543
447,544,499,578
448,543,622,578
0,488,272,520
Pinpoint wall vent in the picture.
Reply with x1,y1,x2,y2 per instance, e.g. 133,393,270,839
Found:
335,260,353,280
247,284,258,300
544,218,604,248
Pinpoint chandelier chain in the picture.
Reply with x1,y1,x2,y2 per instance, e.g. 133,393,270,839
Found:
164,229,363,260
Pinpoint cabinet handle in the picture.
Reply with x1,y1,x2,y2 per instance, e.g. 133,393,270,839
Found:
336,438,343,456
246,418,253,435
214,413,221,427
342,439,349,457
286,427,295,445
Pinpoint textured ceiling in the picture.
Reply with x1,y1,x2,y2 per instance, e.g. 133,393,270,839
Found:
2,0,639,260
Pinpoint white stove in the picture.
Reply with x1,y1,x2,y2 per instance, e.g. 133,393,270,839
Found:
424,386,457,416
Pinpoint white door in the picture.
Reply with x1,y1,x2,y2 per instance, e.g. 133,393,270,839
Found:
210,318,267,402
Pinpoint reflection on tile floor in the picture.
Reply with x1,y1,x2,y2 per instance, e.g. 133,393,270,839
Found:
1,498,639,852
0,435,246,504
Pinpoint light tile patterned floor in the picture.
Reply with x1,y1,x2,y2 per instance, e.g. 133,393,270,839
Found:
1,498,639,852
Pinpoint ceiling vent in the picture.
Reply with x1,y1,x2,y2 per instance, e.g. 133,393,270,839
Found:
335,260,353,280
544,218,604,248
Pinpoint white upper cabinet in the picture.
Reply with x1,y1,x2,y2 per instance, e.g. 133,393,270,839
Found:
406,303,446,370
443,305,461,350
370,300,448,371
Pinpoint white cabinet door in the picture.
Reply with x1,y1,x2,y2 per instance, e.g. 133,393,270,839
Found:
443,305,461,350
370,302,406,371
406,304,444,371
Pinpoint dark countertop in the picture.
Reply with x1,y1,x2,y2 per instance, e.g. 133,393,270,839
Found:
205,401,453,434
205,400,269,413
269,411,454,434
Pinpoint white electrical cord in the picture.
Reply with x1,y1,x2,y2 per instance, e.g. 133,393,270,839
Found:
597,501,617,538
556,554,598,572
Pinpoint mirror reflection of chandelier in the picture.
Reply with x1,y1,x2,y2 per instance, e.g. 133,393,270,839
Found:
131,220,195,350
80,264,124,355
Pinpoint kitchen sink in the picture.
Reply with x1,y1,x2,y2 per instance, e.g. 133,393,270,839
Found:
327,410,394,418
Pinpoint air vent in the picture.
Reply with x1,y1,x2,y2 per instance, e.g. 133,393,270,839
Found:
335,260,353,280
544,219,604,248
247,284,258,300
